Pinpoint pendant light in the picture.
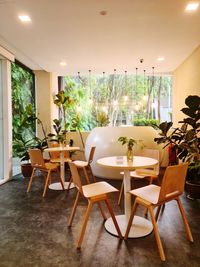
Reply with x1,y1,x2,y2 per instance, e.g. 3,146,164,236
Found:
113,69,117,109
88,69,93,105
143,69,147,101
102,71,108,114
123,70,128,101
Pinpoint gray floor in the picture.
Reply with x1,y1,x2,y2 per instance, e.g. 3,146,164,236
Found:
0,172,199,267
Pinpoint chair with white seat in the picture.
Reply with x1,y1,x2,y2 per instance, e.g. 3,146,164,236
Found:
68,161,122,248
27,149,64,197
124,163,193,261
73,146,96,184
118,148,160,205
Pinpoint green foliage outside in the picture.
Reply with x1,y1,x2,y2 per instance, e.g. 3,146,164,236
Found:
11,62,35,158
63,74,172,130
132,118,158,128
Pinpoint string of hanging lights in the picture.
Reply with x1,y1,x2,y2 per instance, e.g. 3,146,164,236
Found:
73,65,164,126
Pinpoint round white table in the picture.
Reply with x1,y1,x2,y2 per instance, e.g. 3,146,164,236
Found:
44,146,80,190
97,155,158,238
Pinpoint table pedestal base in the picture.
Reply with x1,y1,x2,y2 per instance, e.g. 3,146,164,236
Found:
49,182,75,190
105,214,153,238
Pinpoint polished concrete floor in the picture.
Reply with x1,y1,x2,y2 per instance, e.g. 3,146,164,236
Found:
0,172,199,267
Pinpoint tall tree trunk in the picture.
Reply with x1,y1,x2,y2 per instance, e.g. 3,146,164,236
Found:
146,77,154,119
157,76,162,123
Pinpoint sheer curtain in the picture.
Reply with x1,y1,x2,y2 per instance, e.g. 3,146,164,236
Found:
0,46,14,184
0,60,3,180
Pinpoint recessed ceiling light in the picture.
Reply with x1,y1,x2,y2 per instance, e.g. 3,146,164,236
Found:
100,10,107,15
185,2,199,12
157,57,165,61
60,61,67,66
18,15,31,22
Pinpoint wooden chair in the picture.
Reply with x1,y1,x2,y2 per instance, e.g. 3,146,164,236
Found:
68,162,122,248
118,148,160,205
124,163,193,261
73,146,96,184
27,149,64,197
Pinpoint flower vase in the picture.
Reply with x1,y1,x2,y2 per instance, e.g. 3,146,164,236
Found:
127,147,134,162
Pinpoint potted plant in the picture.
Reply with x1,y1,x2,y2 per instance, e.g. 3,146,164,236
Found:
118,137,137,162
154,95,200,199
13,136,48,177
13,104,48,177
48,118,69,146
71,113,85,149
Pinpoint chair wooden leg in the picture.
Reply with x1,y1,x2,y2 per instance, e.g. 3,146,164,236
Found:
124,200,138,240
143,177,154,217
176,197,194,242
89,165,96,182
117,182,124,206
27,168,35,193
68,191,80,226
57,168,65,190
77,200,93,249
97,202,107,220
148,205,166,261
83,167,90,184
104,198,122,239
67,176,73,190
43,171,51,197
155,205,162,222
149,176,153,184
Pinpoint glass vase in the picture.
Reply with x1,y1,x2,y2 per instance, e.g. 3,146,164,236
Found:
126,147,134,162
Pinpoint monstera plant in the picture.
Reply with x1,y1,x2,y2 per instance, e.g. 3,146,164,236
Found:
154,95,200,199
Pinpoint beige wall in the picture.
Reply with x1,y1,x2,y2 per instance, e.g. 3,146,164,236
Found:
173,45,200,127
34,71,58,139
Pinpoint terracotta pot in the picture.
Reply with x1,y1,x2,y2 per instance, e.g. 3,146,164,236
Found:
21,163,33,178
185,181,200,200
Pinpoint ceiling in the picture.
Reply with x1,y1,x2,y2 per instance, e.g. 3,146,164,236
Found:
0,0,200,75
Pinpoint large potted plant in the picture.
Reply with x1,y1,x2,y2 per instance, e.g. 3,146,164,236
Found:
13,104,48,177
154,95,200,199
13,136,47,177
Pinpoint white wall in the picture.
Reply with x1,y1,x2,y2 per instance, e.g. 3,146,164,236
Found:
34,71,59,139
173,45,200,127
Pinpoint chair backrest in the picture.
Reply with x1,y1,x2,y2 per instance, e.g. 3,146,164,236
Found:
49,143,70,159
140,148,160,174
158,163,188,203
88,146,96,164
68,162,83,194
29,149,46,169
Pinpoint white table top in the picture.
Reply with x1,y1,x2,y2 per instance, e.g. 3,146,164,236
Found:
45,146,80,152
97,156,158,170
